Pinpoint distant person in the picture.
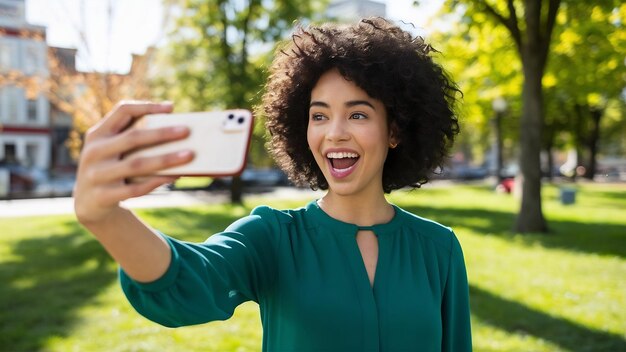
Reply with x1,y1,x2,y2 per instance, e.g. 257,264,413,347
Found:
73,17,472,351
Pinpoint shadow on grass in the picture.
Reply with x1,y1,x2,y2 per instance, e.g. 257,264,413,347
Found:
400,205,626,258
0,221,116,351
470,285,626,351
148,199,626,259
0,207,245,351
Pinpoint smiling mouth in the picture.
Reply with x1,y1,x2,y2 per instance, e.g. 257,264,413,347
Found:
327,151,360,171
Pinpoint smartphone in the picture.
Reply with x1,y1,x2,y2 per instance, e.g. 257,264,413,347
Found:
123,110,253,176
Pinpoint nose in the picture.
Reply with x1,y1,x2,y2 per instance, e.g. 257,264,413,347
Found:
326,116,350,142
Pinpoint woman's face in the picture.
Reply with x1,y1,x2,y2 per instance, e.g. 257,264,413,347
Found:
307,68,395,198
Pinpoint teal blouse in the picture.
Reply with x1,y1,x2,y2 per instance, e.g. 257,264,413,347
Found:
120,201,472,351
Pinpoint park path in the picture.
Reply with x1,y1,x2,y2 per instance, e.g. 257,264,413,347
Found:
0,187,323,218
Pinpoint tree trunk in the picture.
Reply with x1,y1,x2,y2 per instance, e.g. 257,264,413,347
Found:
514,51,548,233
230,175,243,204
545,145,554,182
584,107,603,180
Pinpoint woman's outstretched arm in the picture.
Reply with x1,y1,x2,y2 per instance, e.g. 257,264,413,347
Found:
73,101,194,282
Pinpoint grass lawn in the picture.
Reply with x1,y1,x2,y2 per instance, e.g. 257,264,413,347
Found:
172,176,214,190
1,182,625,351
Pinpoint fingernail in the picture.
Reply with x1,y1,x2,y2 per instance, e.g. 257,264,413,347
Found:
177,150,193,158
171,126,189,134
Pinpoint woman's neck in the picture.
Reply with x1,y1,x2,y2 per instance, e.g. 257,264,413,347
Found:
318,190,395,227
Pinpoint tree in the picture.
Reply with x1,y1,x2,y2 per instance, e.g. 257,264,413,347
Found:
0,42,146,164
1,2,159,165
441,1,624,232
156,0,323,203
47,48,155,160
431,14,523,174
443,0,566,233
545,3,626,180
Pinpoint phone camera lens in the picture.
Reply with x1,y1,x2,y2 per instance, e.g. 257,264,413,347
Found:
228,114,235,120
238,117,245,124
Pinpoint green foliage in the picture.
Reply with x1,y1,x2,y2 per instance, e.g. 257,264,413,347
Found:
1,184,625,351
436,1,626,163
432,14,522,164
546,2,626,157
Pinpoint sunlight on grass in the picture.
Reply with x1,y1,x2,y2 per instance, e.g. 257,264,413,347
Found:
173,177,213,189
45,283,262,351
470,317,562,352
1,182,625,351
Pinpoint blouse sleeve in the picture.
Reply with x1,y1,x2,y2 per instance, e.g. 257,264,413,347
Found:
119,206,280,328
441,232,472,351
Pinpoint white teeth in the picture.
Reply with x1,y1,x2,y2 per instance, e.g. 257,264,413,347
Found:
326,152,359,159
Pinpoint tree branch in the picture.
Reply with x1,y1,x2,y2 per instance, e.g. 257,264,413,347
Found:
479,0,522,50
545,0,560,36
539,0,562,70
241,0,261,71
218,0,234,81
506,0,522,48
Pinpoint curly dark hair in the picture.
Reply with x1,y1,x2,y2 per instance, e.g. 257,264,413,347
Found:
260,17,460,193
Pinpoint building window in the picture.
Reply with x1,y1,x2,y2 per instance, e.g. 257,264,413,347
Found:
24,42,43,73
1,143,17,164
0,41,12,70
27,98,38,122
6,87,20,123
25,143,38,167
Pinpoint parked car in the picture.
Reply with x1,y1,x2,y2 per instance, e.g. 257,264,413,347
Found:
33,175,76,197
242,168,290,187
208,168,291,190
0,164,47,192
432,164,489,180
449,165,489,180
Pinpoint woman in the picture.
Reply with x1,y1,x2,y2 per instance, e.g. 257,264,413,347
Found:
74,17,471,351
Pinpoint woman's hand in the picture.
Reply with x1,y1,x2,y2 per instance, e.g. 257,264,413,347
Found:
74,101,194,225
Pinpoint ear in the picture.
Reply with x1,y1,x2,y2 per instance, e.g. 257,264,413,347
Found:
388,123,400,149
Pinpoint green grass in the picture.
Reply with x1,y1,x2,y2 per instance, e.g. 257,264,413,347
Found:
1,183,625,351
172,177,213,190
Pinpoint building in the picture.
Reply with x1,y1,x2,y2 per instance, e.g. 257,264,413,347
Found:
0,1,155,197
327,0,386,22
48,46,77,174
0,0,50,170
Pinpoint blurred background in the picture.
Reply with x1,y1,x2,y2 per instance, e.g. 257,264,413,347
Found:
1,0,625,351
0,0,625,201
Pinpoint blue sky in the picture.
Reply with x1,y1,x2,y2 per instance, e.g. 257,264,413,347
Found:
25,0,443,73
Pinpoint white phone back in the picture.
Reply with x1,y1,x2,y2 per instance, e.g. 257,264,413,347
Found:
125,110,253,176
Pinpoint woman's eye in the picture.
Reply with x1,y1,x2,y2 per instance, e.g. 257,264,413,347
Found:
350,113,367,120
311,113,326,121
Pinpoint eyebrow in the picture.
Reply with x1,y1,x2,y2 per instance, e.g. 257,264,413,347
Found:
309,100,376,110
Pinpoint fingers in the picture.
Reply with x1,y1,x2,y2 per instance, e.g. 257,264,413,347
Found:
74,149,184,222
84,125,190,163
88,150,194,185
96,176,179,208
87,101,174,140
74,100,181,224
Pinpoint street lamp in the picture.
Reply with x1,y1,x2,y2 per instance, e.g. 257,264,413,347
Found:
492,97,507,183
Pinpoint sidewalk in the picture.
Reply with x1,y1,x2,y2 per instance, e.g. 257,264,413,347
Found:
0,187,323,218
